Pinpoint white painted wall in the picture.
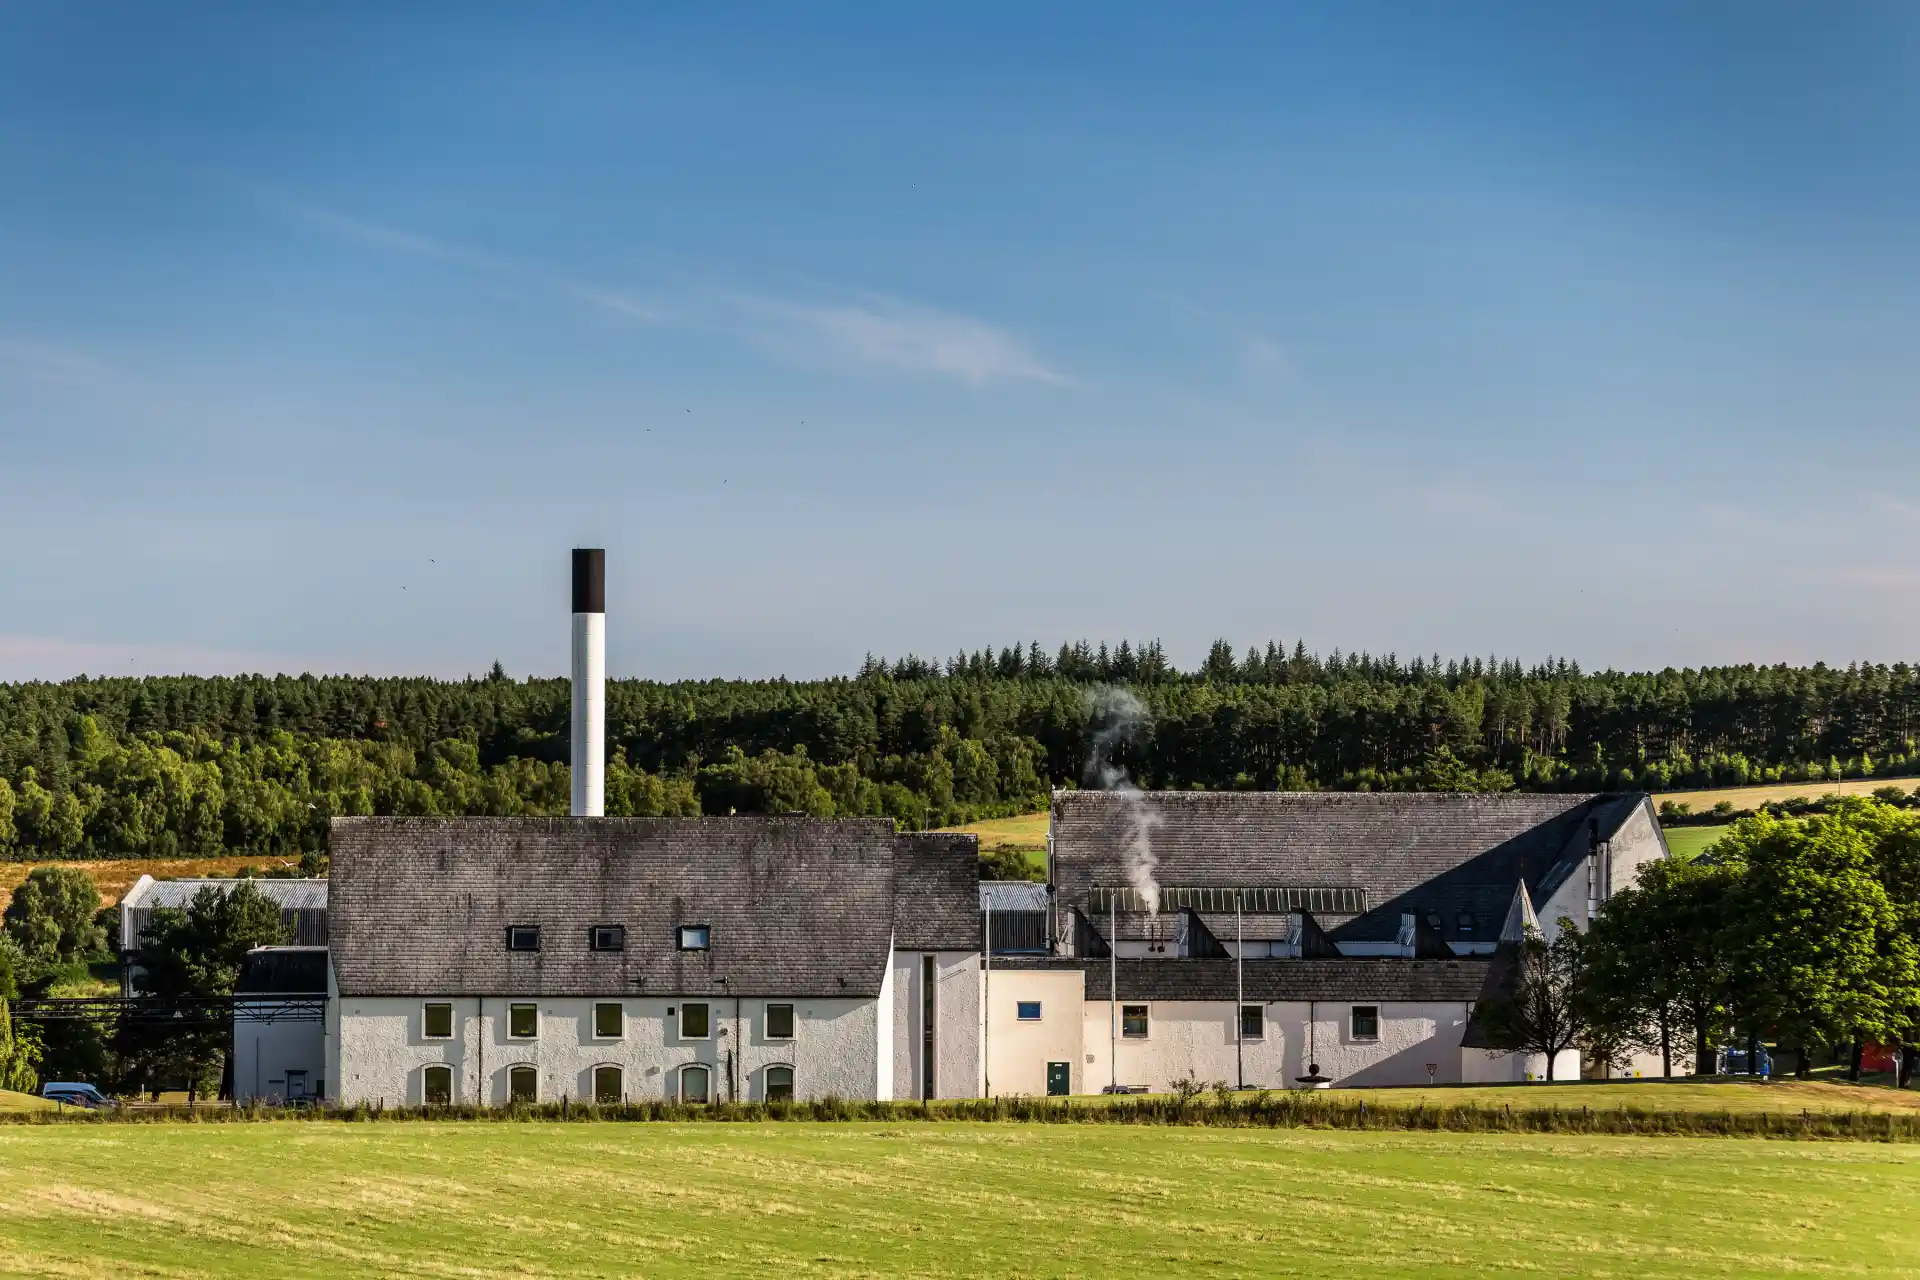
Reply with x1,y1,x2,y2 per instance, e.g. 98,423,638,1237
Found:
889,951,982,1100
983,968,1086,1096
1069,998,1488,1091
333,994,881,1106
234,1009,326,1103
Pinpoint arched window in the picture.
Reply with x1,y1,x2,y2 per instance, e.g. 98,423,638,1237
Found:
507,1064,538,1104
423,1064,453,1106
764,1065,794,1103
593,1065,623,1105
679,1064,711,1104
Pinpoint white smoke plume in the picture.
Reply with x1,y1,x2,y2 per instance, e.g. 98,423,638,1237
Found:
1084,686,1163,915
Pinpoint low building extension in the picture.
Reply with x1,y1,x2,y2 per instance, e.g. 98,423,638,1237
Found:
980,789,1669,1093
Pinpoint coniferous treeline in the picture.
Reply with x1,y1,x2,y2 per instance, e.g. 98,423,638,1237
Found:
0,643,1918,860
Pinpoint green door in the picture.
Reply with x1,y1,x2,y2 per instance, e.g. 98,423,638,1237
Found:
1046,1061,1071,1097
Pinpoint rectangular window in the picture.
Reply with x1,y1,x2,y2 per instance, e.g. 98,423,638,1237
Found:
1016,1000,1042,1022
765,1003,795,1040
677,925,710,951
423,1002,454,1039
590,924,625,952
508,1003,538,1039
1239,1004,1264,1040
1351,1005,1380,1041
1121,1004,1149,1039
680,1001,711,1039
593,1002,623,1039
423,1064,452,1106
506,925,541,952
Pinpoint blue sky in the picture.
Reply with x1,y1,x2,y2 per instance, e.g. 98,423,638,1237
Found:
3,2,1917,681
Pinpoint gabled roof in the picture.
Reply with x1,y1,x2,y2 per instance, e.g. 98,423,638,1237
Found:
893,833,983,950
1050,790,1651,945
328,817,915,998
121,876,328,912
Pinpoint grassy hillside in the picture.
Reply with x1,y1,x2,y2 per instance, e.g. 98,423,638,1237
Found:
2,1122,1917,1277
942,810,1048,851
1659,824,1730,861
0,1091,52,1114
0,856,275,907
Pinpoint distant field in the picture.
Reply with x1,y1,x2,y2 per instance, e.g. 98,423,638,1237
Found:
941,811,1048,850
0,856,272,906
0,1090,52,1114
3,1121,1918,1277
1656,777,1915,813
1659,824,1730,860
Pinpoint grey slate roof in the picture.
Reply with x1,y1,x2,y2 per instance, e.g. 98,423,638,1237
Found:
1050,790,1651,946
236,946,330,995
893,833,983,950
979,881,1050,913
122,878,328,911
328,816,969,999
993,956,1497,1003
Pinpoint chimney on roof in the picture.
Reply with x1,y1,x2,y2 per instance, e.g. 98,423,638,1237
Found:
571,548,605,817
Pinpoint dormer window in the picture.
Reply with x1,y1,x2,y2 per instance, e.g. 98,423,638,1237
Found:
590,925,625,952
677,925,711,952
1457,912,1475,934
506,925,541,952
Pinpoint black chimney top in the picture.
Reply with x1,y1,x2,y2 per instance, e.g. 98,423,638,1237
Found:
571,548,605,613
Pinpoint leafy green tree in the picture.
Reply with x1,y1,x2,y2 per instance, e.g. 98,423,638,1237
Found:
979,848,1040,881
0,936,43,1093
1717,804,1920,1072
3,866,105,964
1476,918,1589,1081
128,881,292,1100
135,881,292,999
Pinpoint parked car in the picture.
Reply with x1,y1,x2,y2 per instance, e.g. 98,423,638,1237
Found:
40,1082,116,1109
1718,1047,1774,1077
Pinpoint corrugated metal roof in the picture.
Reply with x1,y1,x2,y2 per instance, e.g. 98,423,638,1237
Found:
979,881,1049,913
122,878,328,911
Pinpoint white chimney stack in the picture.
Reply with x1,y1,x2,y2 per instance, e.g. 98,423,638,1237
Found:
570,547,605,817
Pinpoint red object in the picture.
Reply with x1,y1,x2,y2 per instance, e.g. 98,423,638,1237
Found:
1862,1042,1898,1073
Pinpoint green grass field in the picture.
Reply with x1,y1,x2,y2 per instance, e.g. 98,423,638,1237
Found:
0,1089,53,1114
1659,824,1730,860
943,810,1049,851
2,1122,1917,1277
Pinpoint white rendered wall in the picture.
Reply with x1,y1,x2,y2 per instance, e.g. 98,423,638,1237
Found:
1464,1047,1581,1083
1073,999,1483,1091
876,947,895,1100
984,968,1086,1096
570,611,604,817
889,951,983,1100
333,994,880,1106
234,1011,327,1103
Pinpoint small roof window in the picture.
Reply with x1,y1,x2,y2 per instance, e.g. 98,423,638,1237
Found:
590,925,625,952
677,925,711,952
506,925,541,952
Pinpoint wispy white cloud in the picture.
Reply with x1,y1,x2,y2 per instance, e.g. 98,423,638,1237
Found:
278,202,1064,386
725,293,1071,386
